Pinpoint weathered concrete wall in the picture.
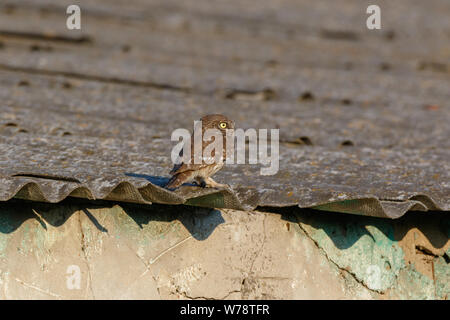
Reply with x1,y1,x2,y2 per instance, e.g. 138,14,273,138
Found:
0,201,447,299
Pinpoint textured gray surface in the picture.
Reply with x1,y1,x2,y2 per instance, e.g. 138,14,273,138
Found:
0,0,449,218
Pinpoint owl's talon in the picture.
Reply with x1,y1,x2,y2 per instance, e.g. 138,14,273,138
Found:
194,178,207,188
203,177,230,189
211,183,232,190
223,184,232,191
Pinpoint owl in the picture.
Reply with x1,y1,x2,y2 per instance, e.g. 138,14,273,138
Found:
166,114,235,189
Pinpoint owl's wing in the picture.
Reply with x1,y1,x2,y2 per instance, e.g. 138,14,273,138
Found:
169,148,183,174
169,147,209,175
170,162,208,175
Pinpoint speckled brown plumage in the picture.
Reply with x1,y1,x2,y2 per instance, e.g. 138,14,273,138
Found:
166,114,235,189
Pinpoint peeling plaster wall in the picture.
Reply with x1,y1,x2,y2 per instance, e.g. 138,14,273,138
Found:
0,201,447,299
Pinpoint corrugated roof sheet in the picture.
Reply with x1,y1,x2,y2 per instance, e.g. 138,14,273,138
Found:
0,0,449,218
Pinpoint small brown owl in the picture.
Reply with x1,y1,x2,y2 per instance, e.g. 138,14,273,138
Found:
166,114,235,189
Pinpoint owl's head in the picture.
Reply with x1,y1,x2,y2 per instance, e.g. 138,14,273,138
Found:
200,114,235,133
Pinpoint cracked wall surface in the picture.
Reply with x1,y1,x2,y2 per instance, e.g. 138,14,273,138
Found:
0,201,447,299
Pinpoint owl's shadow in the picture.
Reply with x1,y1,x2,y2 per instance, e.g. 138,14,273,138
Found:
123,173,223,240
0,199,224,242
124,172,197,188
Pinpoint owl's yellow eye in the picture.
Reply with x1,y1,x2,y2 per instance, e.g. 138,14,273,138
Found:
219,122,227,129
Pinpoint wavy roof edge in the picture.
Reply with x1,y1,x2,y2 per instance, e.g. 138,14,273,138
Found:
0,177,446,219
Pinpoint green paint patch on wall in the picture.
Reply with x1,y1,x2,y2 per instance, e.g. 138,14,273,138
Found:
296,210,405,292
434,256,450,299
393,264,437,299
101,205,185,246
0,205,21,258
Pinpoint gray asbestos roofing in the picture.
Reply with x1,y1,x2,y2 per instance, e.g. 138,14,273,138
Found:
0,0,449,218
